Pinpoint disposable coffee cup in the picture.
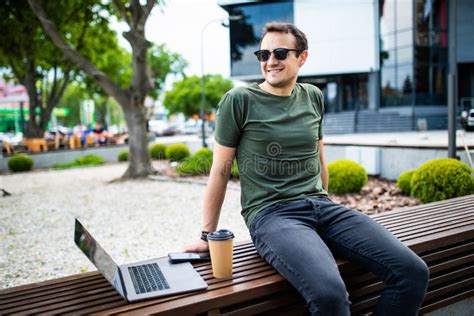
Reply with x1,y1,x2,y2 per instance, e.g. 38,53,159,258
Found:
207,229,234,278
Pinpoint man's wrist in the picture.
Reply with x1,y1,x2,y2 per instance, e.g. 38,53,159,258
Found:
200,231,209,242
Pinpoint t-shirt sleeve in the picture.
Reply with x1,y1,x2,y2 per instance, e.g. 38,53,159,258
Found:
214,92,242,148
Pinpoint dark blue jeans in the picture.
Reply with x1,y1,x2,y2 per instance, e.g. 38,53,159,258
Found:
249,197,429,316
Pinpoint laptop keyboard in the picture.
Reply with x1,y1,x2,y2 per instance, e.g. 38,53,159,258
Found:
128,263,170,295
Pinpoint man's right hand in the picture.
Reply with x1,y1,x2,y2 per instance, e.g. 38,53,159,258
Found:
182,239,209,253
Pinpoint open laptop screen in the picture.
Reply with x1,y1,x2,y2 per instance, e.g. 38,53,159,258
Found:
74,219,118,284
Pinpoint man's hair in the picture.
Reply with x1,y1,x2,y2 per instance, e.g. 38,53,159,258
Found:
260,22,308,55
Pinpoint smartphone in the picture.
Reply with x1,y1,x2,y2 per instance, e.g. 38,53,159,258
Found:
168,252,211,264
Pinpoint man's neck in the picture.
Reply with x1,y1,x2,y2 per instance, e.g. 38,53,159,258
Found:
259,81,296,97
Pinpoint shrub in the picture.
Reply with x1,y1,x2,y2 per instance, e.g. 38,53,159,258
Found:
177,157,212,176
8,154,34,172
194,147,213,161
410,158,474,203
328,159,368,194
118,150,128,162
51,154,105,169
165,143,190,162
149,143,167,160
231,160,239,178
397,169,416,195
177,148,213,176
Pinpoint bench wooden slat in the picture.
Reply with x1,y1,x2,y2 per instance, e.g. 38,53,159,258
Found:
373,195,473,221
0,272,102,298
0,277,107,305
402,226,473,251
421,241,473,262
1,195,473,315
376,205,472,228
382,210,472,233
420,289,474,313
378,200,472,219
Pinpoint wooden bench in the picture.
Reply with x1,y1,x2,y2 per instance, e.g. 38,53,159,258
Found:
1,195,473,315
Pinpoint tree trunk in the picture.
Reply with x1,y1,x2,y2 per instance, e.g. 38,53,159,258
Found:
28,0,155,179
21,60,40,138
122,101,153,178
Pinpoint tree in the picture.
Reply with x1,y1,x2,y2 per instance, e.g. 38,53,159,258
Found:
69,43,185,128
28,0,165,178
163,74,233,118
0,0,110,138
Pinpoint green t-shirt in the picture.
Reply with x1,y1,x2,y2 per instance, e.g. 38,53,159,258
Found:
214,82,328,227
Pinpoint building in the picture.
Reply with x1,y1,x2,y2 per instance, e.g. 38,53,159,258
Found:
218,0,474,134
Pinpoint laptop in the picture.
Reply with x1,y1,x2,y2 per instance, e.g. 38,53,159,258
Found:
74,218,208,302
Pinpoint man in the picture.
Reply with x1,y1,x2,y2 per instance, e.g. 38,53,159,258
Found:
184,22,429,315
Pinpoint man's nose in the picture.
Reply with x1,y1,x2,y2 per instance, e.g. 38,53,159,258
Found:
267,53,279,65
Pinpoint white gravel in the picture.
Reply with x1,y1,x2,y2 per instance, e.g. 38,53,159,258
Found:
0,162,249,289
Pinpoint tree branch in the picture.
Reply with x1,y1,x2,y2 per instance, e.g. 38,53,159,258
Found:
112,0,132,27
144,0,155,21
28,0,129,107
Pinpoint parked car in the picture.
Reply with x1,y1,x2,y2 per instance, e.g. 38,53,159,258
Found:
148,119,181,137
460,109,474,131
183,119,213,135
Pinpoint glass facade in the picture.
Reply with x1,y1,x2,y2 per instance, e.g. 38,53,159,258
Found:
225,2,294,77
380,0,415,106
222,0,450,115
380,0,448,107
414,0,448,105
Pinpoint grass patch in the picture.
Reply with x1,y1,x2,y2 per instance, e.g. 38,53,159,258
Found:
51,154,106,170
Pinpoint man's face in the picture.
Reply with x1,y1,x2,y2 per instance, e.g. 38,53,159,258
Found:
259,32,307,90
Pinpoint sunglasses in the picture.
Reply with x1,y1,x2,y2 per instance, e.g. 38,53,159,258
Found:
253,48,302,62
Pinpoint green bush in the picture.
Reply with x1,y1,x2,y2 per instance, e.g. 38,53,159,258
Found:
8,154,34,172
165,143,190,162
410,158,474,203
177,148,213,176
194,147,213,160
231,160,239,178
149,143,167,160
328,159,368,194
118,150,128,162
397,169,416,195
177,157,211,176
51,154,105,169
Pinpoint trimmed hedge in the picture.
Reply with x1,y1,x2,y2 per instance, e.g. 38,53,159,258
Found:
165,143,190,162
328,159,368,194
177,148,213,176
8,154,34,172
118,150,128,162
194,148,213,161
149,143,167,160
410,158,474,203
397,169,416,195
231,160,239,178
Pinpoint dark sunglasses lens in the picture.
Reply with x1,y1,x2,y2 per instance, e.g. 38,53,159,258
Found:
255,50,270,61
274,48,289,60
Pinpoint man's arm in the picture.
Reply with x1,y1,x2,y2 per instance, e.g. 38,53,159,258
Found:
319,140,329,192
182,142,236,252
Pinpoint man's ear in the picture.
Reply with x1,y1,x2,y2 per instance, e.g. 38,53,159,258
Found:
299,50,308,67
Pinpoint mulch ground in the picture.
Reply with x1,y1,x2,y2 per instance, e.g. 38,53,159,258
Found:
329,177,420,215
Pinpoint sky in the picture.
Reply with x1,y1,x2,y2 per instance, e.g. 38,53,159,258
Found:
114,0,233,79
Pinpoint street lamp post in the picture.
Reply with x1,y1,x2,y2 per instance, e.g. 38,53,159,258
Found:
200,15,241,148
